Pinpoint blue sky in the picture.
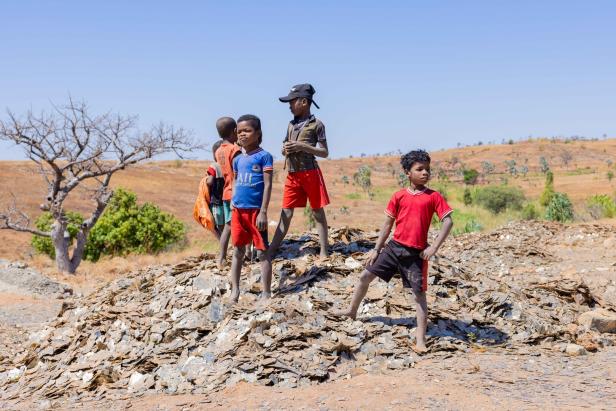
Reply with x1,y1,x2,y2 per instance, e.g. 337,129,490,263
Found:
1,1,615,160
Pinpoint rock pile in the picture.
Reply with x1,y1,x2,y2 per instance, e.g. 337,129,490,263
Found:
1,222,615,403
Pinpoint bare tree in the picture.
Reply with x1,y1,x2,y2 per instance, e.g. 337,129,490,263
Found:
0,99,201,273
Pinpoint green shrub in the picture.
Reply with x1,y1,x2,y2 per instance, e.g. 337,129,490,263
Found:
353,166,372,192
463,188,473,205
32,211,85,258
85,189,186,261
545,192,574,222
475,186,525,214
521,203,540,220
304,204,316,229
540,171,555,206
462,169,479,185
397,171,408,187
586,194,616,219
539,156,550,174
608,171,614,182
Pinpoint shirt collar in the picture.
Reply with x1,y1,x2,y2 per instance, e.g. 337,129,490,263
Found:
406,187,427,196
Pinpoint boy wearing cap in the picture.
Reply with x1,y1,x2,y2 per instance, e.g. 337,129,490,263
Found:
268,83,331,259
214,117,241,268
230,114,274,301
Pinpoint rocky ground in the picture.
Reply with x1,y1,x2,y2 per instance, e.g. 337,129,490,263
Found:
0,221,615,410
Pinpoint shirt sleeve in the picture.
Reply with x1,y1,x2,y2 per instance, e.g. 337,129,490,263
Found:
232,156,239,174
433,192,453,220
262,152,274,172
207,166,216,177
385,193,399,219
316,121,327,143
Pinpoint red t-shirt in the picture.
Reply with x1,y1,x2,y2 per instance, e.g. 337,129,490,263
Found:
385,188,453,250
214,142,241,201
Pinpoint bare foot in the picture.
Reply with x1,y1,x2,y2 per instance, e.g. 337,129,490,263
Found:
229,290,239,303
411,343,428,355
331,309,356,320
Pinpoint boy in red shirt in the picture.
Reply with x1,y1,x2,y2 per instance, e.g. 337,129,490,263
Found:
213,117,241,268
335,150,453,353
268,83,331,259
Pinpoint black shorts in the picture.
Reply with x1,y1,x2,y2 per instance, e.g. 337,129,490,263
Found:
366,240,428,294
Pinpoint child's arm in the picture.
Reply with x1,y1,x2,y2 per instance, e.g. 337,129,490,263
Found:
257,170,273,231
420,215,453,260
206,176,214,187
284,140,328,158
365,215,395,266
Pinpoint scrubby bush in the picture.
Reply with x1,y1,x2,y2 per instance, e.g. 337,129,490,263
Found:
608,171,614,182
545,193,574,222
85,189,186,261
539,156,550,174
463,169,479,185
475,185,525,214
521,203,540,220
303,204,316,229
481,161,495,178
397,171,408,187
540,171,555,206
32,188,189,262
463,188,473,205
353,166,372,192
586,194,616,219
32,211,85,259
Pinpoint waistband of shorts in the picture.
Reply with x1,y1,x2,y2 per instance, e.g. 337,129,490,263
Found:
388,239,423,252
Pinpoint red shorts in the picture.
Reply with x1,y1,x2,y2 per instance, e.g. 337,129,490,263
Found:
231,208,268,250
282,168,330,209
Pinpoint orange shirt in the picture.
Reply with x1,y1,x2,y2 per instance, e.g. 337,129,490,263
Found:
214,142,241,201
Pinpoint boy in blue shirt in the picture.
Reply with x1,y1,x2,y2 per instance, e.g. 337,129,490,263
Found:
230,114,274,302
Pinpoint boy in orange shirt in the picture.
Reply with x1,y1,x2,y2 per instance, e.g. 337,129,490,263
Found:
213,117,241,268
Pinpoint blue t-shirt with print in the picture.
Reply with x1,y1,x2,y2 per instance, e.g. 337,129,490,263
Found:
232,148,274,209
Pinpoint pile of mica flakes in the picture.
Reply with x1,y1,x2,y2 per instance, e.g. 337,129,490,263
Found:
1,222,615,404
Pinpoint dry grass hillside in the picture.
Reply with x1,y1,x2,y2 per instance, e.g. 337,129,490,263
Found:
0,137,615,283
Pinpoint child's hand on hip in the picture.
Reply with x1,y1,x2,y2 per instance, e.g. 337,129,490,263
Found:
420,246,436,261
365,249,379,267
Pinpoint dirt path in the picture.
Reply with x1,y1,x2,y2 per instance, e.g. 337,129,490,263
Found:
35,348,616,410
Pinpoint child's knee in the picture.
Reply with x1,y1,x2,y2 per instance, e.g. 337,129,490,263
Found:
360,270,376,285
282,208,294,219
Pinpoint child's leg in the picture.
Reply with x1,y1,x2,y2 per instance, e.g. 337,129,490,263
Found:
336,269,377,319
413,291,428,351
267,208,294,258
312,207,329,258
259,254,272,299
229,245,245,302
218,223,231,267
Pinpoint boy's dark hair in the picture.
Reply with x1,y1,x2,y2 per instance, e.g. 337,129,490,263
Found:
212,140,223,160
401,149,431,172
237,114,262,144
216,117,236,139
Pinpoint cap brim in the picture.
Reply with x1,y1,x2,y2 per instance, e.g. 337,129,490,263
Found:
279,96,294,102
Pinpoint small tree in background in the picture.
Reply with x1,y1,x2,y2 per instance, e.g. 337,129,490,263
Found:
463,188,473,205
397,171,408,187
518,165,529,177
540,171,556,206
560,150,573,168
353,165,372,192
545,193,574,222
303,204,316,230
481,161,495,181
462,169,479,185
504,159,517,176
539,156,550,174
0,99,199,273
608,171,614,182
